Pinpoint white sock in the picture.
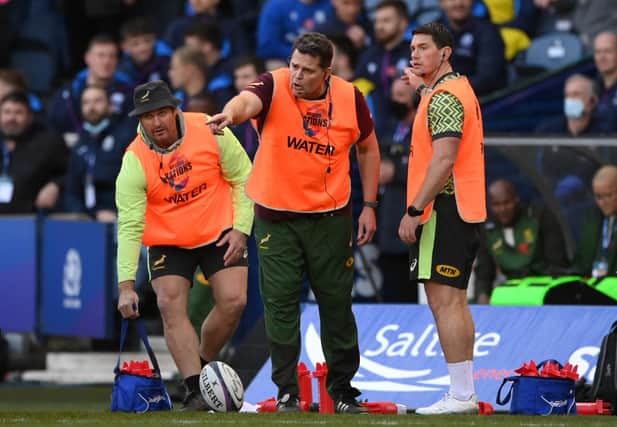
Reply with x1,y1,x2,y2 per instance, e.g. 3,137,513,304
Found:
447,360,475,401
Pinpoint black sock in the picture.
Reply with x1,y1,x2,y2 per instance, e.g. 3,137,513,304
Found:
184,374,200,394
200,357,210,368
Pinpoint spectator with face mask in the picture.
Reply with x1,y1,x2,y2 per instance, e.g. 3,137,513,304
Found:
536,74,617,135
0,92,67,214
63,85,133,222
47,34,133,142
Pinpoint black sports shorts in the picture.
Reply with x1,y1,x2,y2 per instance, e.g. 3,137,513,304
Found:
147,230,248,282
409,195,481,289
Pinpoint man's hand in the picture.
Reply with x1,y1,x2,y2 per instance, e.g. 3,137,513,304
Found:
217,229,248,266
399,213,421,245
96,209,117,223
346,25,366,49
35,182,60,209
207,113,232,135
379,158,396,185
401,67,425,92
357,207,376,246
117,281,140,319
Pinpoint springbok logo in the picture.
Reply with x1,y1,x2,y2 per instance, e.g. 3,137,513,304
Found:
152,254,167,271
259,233,271,249
141,90,150,101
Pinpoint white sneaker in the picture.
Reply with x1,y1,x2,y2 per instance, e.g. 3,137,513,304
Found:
415,393,478,415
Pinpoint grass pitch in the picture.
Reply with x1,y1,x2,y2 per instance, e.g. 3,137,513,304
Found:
0,385,615,426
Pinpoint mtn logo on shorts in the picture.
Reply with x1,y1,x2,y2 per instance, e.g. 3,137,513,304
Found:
436,264,460,278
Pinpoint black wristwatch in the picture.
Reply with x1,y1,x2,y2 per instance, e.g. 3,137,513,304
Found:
407,205,424,217
363,200,378,208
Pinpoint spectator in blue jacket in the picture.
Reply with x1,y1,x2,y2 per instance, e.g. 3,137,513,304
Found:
48,34,133,141
168,46,211,112
439,0,507,96
593,31,617,115
0,92,67,214
63,85,132,222
377,78,418,302
164,0,221,49
354,0,410,138
257,0,332,68
315,0,373,50
229,56,265,160
119,17,172,88
535,74,617,235
184,22,235,110
0,69,44,118
165,0,247,57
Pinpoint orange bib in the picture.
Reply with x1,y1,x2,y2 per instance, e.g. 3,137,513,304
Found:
127,112,233,247
407,76,486,223
246,69,360,212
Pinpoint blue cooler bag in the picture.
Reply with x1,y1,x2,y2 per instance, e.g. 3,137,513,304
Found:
110,318,172,412
496,360,576,415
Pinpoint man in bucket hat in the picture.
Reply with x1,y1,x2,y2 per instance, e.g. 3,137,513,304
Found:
116,80,253,410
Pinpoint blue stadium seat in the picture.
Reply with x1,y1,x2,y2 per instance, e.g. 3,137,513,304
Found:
18,8,70,73
516,32,586,73
10,48,56,94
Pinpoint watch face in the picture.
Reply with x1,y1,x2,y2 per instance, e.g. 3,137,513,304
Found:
407,206,423,217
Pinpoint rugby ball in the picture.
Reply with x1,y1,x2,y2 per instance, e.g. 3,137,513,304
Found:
199,361,244,412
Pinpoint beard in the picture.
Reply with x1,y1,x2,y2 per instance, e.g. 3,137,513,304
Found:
1,124,28,140
375,30,398,46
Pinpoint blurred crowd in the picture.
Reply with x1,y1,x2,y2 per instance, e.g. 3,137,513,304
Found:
0,0,616,304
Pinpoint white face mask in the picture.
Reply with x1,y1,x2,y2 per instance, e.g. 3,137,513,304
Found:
564,98,585,119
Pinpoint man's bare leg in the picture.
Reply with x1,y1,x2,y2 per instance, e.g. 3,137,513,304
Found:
199,266,248,361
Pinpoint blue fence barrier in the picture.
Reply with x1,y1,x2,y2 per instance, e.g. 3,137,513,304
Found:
41,219,114,338
0,216,38,333
245,304,617,408
0,216,262,341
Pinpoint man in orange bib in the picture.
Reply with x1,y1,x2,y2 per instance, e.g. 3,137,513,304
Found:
398,23,486,415
209,33,380,414
115,80,253,410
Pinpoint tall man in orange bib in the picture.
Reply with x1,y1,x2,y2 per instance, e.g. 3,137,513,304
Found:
398,23,486,415
115,80,253,411
208,32,380,414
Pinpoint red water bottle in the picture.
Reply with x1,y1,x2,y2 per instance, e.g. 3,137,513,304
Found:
297,362,313,412
313,362,334,413
362,401,405,414
257,397,278,412
576,399,612,415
